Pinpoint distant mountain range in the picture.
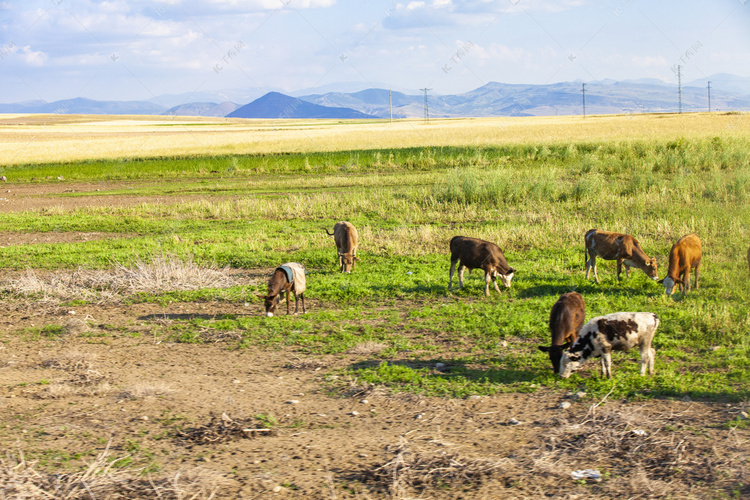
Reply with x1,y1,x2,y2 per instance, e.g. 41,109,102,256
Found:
2,74,749,119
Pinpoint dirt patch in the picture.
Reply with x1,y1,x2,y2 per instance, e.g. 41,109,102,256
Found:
0,298,748,499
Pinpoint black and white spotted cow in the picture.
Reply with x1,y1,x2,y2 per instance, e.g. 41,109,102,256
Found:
559,312,660,379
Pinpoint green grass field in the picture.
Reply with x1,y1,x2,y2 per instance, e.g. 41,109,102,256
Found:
2,116,750,402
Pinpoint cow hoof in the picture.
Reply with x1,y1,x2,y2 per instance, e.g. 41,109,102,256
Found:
266,312,273,318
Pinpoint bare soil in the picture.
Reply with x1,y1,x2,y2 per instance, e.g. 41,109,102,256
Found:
0,182,748,499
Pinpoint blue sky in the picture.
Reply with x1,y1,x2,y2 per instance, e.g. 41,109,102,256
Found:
1,0,749,103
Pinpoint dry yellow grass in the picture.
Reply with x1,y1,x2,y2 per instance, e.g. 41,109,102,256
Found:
0,112,748,165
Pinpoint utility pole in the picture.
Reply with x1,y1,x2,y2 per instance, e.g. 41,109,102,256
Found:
420,87,431,123
389,89,393,123
581,83,586,118
707,81,711,113
677,65,682,114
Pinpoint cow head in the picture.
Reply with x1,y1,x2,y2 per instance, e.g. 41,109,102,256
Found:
558,351,582,378
339,252,355,273
644,258,659,280
659,276,681,296
495,267,516,288
257,293,280,317
538,342,571,374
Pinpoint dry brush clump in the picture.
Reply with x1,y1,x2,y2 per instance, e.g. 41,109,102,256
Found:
0,443,229,499
5,254,237,304
177,413,278,445
39,350,112,399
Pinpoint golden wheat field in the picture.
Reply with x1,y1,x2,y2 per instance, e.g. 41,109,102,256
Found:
1,111,748,165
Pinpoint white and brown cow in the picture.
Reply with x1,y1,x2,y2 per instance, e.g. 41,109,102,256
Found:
448,236,516,296
325,221,359,273
585,229,658,283
559,312,660,379
660,233,702,295
538,292,586,374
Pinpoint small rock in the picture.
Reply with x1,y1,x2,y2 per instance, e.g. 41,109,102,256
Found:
68,310,76,315
710,346,722,351
286,400,300,404
244,302,250,307
559,401,572,410
572,391,587,400
350,411,359,416
359,453,368,458
273,486,282,493
141,416,149,421
467,395,482,400
415,413,424,420
509,418,521,425
435,362,446,371
740,411,749,420
359,399,368,404
57,175,64,180
682,396,692,402
232,379,241,384
499,340,508,348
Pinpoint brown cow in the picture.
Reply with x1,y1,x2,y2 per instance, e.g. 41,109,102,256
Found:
448,236,516,296
585,229,658,283
660,234,702,295
325,221,359,273
538,292,586,374
257,263,306,317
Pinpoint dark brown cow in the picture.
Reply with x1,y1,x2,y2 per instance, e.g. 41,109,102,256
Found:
538,292,586,374
660,234,702,295
585,229,658,283
448,236,516,296
325,221,359,273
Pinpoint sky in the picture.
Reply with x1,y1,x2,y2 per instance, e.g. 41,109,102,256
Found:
1,0,749,104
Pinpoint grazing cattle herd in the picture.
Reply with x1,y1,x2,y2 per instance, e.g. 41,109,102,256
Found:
262,223,713,379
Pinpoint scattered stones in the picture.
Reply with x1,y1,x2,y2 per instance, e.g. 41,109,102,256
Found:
571,391,587,400
710,346,722,351
508,418,521,425
740,411,749,420
415,413,424,420
286,400,300,404
632,429,646,436
559,401,572,410
498,340,508,348
359,399,368,404
467,395,482,400
141,416,149,421
435,362,447,371
350,411,359,416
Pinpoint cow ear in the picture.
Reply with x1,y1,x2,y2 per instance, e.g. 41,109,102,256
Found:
508,267,516,274
255,294,266,300
538,346,550,352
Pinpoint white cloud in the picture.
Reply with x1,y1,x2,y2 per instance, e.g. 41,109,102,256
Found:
19,45,48,66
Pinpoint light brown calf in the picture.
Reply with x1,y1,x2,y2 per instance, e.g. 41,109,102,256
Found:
585,229,658,283
325,221,359,273
660,234,702,295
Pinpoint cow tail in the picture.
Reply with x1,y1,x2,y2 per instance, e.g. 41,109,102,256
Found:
324,228,334,236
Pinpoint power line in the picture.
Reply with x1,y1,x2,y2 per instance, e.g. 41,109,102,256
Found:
581,83,586,118
420,87,432,123
707,81,711,113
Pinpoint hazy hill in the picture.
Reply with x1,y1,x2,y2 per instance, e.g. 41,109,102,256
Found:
226,92,378,119
0,97,165,115
164,102,240,117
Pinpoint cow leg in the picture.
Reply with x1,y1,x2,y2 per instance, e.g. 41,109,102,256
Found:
616,259,623,281
292,292,298,314
448,260,457,290
624,263,631,279
484,271,491,296
492,276,501,294
601,351,612,378
587,254,600,283
458,265,466,289
640,346,655,376
585,252,593,280
300,292,306,314
693,264,700,290
286,290,291,315
682,270,690,293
